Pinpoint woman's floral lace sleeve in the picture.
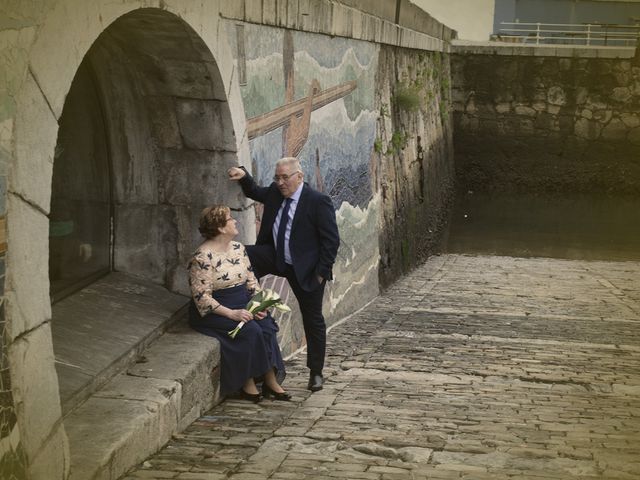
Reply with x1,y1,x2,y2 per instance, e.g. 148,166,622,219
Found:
242,244,261,294
188,251,221,317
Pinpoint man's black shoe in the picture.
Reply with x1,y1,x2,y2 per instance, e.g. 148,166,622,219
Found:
308,374,323,392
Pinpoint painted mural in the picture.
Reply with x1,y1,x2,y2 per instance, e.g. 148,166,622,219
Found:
226,23,381,353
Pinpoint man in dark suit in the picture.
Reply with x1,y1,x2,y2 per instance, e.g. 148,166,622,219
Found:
228,157,340,391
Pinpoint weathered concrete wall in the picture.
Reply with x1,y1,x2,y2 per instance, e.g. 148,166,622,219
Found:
1,2,64,477
1,1,247,478
374,47,455,287
451,45,640,194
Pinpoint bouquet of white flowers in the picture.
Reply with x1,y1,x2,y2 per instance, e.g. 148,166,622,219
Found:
228,289,291,339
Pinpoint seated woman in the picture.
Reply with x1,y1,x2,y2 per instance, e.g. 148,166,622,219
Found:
188,205,290,402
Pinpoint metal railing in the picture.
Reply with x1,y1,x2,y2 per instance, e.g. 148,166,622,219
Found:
495,22,640,47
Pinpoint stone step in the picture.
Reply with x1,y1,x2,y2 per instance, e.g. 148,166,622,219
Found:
64,322,220,480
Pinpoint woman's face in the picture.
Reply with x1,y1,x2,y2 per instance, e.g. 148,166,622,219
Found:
219,212,238,237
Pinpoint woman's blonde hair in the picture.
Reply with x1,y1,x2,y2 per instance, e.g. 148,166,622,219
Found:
198,205,230,239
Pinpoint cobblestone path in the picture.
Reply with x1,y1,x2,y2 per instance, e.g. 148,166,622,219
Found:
122,255,640,479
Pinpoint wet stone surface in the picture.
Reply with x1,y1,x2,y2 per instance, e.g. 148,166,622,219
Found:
121,254,640,479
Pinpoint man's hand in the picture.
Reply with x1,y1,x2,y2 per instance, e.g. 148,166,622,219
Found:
228,167,246,181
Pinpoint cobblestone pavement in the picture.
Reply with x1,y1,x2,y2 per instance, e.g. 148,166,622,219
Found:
122,255,640,479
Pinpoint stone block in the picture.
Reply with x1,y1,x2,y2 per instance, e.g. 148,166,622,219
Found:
5,195,51,340
262,0,277,25
8,323,64,464
0,176,6,217
51,272,189,411
547,104,561,115
575,87,589,105
495,102,511,114
331,3,354,38
0,117,12,176
12,72,56,212
226,77,249,151
113,204,174,283
273,0,287,27
628,127,640,146
162,207,195,296
245,0,263,23
300,0,332,34
579,108,593,119
27,425,69,480
547,86,567,106
106,114,158,206
176,99,237,152
575,118,602,140
65,375,182,480
601,118,628,141
127,325,220,428
28,0,110,118
514,105,536,116
620,113,640,128
592,109,612,123
157,149,236,206
147,97,182,149
611,87,632,103
144,60,224,100
286,0,300,30
0,27,34,127
219,0,244,19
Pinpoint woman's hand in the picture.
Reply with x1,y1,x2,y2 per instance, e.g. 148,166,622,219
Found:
254,311,267,320
229,309,254,323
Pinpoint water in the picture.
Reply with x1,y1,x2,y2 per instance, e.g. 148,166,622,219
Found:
445,193,640,261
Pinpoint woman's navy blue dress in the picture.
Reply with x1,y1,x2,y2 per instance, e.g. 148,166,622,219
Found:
188,283,285,397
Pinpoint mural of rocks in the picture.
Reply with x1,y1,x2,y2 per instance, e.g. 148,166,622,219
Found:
452,53,640,194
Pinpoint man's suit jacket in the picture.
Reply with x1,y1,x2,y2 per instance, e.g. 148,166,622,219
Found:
238,169,340,292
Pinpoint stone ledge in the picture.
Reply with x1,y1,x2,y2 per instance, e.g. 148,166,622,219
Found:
65,327,220,480
451,40,637,58
127,322,221,430
52,272,190,415
220,0,448,52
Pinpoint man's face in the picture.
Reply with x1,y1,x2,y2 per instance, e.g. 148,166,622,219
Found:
274,163,303,198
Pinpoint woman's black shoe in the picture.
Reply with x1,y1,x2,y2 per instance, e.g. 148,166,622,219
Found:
262,384,292,401
238,389,261,403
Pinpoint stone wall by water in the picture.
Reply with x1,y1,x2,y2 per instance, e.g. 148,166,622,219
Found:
451,45,640,195
374,47,455,287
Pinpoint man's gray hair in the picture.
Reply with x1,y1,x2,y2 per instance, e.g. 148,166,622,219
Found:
276,157,301,172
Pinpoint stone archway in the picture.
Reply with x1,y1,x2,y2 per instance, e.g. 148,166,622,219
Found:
6,2,251,477
51,4,242,411
51,8,239,300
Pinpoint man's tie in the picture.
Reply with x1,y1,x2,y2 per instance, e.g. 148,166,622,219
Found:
276,198,293,272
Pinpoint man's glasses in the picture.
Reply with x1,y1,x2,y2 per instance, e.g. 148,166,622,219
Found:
273,171,301,182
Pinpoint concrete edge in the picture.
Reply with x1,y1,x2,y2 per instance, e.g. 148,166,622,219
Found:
451,40,637,58
220,0,449,52
64,326,220,480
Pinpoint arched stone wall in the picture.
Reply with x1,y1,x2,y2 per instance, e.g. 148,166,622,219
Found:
3,1,250,477
55,8,246,296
